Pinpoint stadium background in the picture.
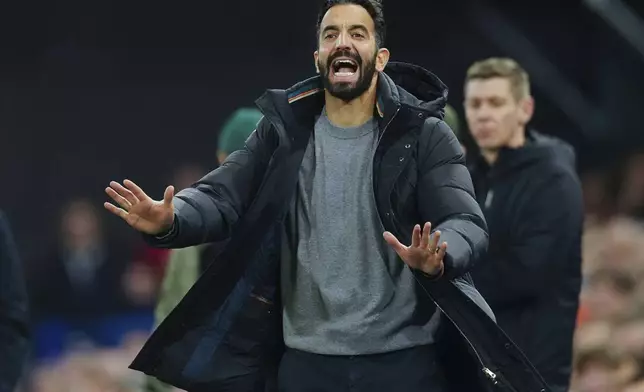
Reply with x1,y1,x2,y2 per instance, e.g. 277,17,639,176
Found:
1,0,643,390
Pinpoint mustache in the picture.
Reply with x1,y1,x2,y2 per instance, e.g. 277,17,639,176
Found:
326,50,362,69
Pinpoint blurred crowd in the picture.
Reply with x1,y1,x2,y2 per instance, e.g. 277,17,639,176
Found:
15,108,262,392
569,151,644,392
22,175,194,392
12,117,644,392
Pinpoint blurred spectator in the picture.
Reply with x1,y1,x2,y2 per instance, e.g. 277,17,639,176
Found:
30,199,134,320
580,267,638,324
0,211,30,392
571,212,644,391
464,57,584,391
612,310,644,366
29,198,148,361
571,344,640,392
142,107,261,392
216,107,263,163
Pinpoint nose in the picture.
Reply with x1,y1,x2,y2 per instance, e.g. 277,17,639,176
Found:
475,104,494,121
334,31,351,51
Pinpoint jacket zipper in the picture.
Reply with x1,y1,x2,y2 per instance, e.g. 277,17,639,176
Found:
250,293,274,305
371,106,400,229
484,189,494,210
413,262,500,387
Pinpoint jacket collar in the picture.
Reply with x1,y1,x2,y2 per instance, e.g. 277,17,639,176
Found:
280,73,393,122
255,61,448,135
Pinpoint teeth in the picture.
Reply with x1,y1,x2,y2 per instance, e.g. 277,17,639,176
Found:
334,59,356,66
335,71,355,76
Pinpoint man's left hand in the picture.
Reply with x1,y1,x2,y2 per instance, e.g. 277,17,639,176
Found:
383,222,447,277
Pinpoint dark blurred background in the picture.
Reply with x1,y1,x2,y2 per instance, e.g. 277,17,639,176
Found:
1,0,644,391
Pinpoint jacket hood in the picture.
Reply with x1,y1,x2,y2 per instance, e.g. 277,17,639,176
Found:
273,61,449,123
383,61,449,117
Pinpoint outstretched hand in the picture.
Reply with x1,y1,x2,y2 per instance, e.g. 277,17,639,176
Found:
104,179,175,235
383,222,447,277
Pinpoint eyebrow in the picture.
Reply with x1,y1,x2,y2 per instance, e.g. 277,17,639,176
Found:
321,24,369,35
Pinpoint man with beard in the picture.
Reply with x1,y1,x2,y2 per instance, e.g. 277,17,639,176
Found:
104,1,549,391
464,57,584,392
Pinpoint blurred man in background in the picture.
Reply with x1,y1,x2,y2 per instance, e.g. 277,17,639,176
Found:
464,57,584,392
143,107,262,392
0,211,29,392
30,200,137,319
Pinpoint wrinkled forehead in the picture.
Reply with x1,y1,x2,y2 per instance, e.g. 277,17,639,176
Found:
320,4,375,34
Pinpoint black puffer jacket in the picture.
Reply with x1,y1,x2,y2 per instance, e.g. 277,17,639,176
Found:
130,62,549,392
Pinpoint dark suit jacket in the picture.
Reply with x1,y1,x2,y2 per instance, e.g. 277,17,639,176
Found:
0,211,29,392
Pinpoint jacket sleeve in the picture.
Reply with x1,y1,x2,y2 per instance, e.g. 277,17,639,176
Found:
0,212,29,392
144,117,275,248
474,171,583,305
417,119,488,279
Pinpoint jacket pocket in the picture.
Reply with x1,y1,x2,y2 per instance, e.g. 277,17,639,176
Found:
223,292,278,365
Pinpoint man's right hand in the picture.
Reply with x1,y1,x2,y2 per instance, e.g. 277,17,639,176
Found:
104,179,175,235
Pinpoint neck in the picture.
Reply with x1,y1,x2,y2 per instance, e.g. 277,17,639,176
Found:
482,126,527,165
324,78,378,127
481,150,499,165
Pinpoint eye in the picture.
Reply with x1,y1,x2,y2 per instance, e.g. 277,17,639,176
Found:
489,98,506,107
351,32,365,39
324,33,337,40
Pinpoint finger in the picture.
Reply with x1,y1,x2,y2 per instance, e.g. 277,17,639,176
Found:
163,185,175,206
110,181,139,205
383,231,407,255
420,222,432,248
411,224,421,248
123,179,149,202
105,187,132,211
429,230,441,252
436,242,448,261
104,202,128,220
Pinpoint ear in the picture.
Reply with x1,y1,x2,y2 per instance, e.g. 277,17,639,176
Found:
375,48,390,72
518,95,535,125
313,50,320,73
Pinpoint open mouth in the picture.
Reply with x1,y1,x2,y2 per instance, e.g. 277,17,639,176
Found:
331,58,359,77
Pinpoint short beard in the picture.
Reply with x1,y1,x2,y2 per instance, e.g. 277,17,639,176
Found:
319,51,378,102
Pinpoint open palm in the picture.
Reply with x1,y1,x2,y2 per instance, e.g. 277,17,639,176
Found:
104,179,175,235
383,222,447,277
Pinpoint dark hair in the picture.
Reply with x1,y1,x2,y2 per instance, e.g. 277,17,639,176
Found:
316,0,386,48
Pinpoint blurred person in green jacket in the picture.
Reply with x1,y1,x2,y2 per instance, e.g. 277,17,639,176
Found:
444,104,466,154
143,107,263,392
